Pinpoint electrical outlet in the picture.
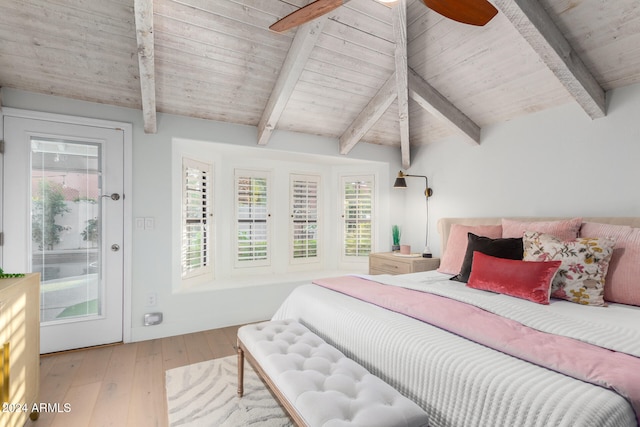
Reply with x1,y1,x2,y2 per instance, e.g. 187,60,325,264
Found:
145,292,157,307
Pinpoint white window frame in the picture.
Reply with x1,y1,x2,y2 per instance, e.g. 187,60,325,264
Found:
340,174,375,261
234,169,271,268
289,173,321,265
181,157,213,281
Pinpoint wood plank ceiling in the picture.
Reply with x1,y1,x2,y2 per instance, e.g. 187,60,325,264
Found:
1,0,640,167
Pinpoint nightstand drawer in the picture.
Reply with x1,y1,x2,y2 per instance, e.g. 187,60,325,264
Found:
369,253,440,275
369,256,413,274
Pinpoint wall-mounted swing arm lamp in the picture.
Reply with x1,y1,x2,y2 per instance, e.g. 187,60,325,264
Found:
393,171,433,257
393,171,433,198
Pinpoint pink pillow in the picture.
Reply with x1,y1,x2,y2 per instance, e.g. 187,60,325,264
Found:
438,224,502,274
467,251,562,305
501,218,582,240
580,222,640,306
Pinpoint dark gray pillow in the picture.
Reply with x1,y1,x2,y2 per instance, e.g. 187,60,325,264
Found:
450,233,524,283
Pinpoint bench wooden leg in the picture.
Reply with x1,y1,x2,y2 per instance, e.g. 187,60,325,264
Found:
237,340,244,398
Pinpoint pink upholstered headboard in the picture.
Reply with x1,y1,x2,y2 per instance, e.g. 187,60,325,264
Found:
437,217,640,255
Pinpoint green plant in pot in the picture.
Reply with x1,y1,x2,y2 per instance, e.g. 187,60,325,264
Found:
392,225,401,252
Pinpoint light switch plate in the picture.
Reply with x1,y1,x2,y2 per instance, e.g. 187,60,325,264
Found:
144,217,155,230
135,217,145,230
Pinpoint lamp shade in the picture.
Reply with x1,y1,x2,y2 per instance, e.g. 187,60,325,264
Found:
393,176,407,188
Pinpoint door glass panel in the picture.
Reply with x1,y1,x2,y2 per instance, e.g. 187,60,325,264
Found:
31,138,102,324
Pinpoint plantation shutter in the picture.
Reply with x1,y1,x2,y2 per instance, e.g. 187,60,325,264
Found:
290,174,320,263
235,170,270,266
342,175,374,257
182,158,212,278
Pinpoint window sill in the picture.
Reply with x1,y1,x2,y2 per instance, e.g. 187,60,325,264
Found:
174,268,367,294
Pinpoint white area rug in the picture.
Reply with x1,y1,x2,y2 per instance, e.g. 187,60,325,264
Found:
165,355,292,426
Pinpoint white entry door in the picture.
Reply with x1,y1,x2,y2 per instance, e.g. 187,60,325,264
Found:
3,113,124,353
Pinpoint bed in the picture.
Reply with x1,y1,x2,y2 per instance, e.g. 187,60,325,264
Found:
272,217,640,427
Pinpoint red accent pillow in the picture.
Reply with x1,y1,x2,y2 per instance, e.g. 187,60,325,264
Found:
467,251,562,305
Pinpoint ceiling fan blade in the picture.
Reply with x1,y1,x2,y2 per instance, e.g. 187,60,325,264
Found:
270,0,346,33
422,0,498,26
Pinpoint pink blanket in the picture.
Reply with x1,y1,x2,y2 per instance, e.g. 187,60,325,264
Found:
313,276,640,422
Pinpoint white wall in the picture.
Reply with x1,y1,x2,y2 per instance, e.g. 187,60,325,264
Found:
8,82,639,341
1,88,405,341
400,83,640,256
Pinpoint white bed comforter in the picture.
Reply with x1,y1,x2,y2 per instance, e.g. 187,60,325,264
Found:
367,271,640,357
272,272,639,427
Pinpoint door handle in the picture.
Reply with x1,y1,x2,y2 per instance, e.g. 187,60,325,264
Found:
102,193,121,201
111,244,120,252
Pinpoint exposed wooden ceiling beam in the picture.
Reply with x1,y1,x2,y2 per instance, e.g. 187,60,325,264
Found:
134,0,157,134
493,0,606,119
257,18,327,145
340,72,398,155
408,68,481,145
392,0,410,168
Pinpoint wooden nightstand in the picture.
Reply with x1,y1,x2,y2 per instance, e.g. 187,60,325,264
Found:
369,252,440,275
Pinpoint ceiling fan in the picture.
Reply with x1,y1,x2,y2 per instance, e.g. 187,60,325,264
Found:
270,0,498,33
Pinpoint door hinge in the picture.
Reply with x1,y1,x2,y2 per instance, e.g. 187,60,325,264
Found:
0,232,3,246
0,140,4,154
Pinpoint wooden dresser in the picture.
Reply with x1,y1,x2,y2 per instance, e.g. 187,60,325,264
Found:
369,252,440,275
0,273,40,425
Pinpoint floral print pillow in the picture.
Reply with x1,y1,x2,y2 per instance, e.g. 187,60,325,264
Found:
523,231,616,306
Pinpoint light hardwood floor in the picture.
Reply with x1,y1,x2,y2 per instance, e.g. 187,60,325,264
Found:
26,325,243,427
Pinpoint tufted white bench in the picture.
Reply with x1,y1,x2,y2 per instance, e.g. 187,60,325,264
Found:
237,319,430,427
